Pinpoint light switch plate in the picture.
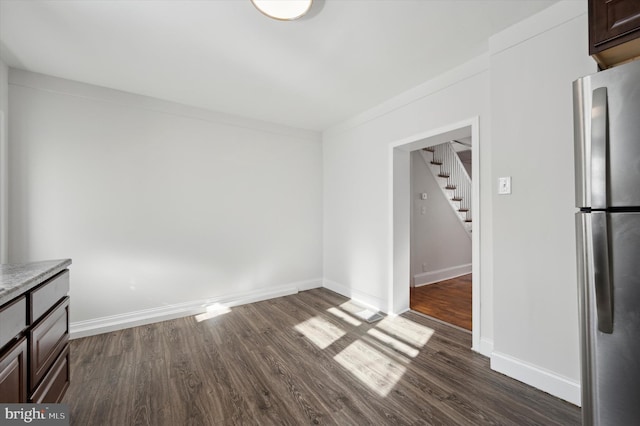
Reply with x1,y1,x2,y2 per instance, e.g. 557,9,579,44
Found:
498,176,511,195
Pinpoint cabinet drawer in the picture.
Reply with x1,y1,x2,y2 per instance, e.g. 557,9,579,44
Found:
29,270,69,324
30,344,69,403
0,296,27,350
29,297,69,392
0,337,27,403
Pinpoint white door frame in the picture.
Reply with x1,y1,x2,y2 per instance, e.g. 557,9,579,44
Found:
388,117,480,352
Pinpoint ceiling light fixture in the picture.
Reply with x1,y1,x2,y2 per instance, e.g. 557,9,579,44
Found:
251,0,313,21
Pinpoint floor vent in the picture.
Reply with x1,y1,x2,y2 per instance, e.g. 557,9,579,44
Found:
354,309,384,323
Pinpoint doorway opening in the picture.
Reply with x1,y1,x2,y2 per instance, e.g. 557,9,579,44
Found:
409,136,472,330
389,118,480,351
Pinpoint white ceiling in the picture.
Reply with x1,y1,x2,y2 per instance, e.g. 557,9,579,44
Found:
0,0,559,131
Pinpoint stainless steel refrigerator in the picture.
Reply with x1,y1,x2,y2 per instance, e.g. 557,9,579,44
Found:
574,59,640,426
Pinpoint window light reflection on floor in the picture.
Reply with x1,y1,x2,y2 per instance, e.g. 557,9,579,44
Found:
195,303,231,322
334,340,407,397
338,300,373,317
326,307,362,326
293,300,435,397
294,316,346,349
375,316,434,348
366,328,420,358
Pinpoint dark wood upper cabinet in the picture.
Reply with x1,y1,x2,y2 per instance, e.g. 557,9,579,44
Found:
590,0,640,68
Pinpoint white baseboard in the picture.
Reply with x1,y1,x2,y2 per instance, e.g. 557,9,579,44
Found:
490,351,581,406
322,279,385,313
70,278,322,339
296,278,323,292
414,263,472,287
473,337,494,357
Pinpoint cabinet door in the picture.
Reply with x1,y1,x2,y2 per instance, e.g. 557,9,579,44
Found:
29,297,69,392
590,0,640,54
0,337,27,403
30,345,69,403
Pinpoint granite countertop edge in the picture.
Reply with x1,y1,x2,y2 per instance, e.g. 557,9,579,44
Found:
0,259,72,306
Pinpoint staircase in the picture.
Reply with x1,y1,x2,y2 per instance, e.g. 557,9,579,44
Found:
419,142,472,237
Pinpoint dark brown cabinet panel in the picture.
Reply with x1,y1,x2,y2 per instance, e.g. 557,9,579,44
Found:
31,345,69,403
590,0,640,67
0,296,26,350
0,337,27,403
29,270,69,323
29,297,69,393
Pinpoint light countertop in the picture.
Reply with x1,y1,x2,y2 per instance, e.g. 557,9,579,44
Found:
0,259,72,306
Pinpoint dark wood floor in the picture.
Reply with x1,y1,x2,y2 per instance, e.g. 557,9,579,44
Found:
410,274,472,330
63,288,580,425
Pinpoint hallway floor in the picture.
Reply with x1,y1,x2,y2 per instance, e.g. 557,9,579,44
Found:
410,274,472,330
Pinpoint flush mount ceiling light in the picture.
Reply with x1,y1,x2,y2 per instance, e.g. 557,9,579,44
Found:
251,0,313,21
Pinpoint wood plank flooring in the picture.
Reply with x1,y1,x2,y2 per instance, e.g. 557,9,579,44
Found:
62,288,580,425
410,274,472,330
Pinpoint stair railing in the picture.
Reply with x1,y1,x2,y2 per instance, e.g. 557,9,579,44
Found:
431,142,471,221
421,142,472,236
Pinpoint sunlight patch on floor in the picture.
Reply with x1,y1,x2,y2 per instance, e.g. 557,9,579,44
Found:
334,340,406,397
339,301,384,322
195,303,231,322
327,307,362,326
375,316,434,348
339,300,372,317
293,301,435,397
294,316,346,349
366,328,420,358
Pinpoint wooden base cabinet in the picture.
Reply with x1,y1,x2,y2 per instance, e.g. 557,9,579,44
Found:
0,337,27,403
0,265,70,403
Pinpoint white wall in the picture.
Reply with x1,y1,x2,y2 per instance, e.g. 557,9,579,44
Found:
323,0,595,405
8,70,322,330
410,150,471,284
323,55,492,341
0,58,7,263
488,1,596,404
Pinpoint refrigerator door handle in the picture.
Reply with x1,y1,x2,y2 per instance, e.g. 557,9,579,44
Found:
592,211,613,333
591,87,608,210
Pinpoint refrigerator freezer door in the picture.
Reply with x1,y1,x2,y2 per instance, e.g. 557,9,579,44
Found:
574,59,640,208
578,212,640,425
